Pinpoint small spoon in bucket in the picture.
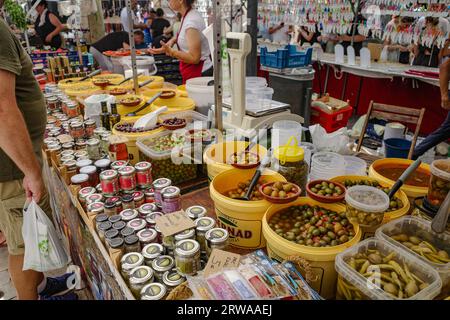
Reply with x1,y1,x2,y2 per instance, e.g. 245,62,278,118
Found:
238,149,272,201
387,159,422,199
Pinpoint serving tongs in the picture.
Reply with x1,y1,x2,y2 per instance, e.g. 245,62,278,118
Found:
238,149,272,201
65,69,101,83
116,72,143,85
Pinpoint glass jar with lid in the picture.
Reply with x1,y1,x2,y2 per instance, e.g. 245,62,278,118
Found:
174,229,196,243
85,193,104,206
66,101,80,118
95,213,109,231
107,237,125,268
100,170,120,196
411,197,450,232
120,208,139,222
87,202,104,215
138,203,157,218
93,127,106,140
137,228,158,247
76,159,93,173
60,155,75,163
108,135,129,161
94,159,111,173
142,243,164,266
113,221,127,233
129,266,154,298
61,150,75,157
104,202,117,217
97,221,112,243
62,142,75,151
124,234,141,253
69,122,84,139
104,229,119,242
162,269,185,292
120,226,135,238
120,252,144,282
118,166,137,193
78,186,96,205
151,255,175,281
186,206,207,220
140,283,167,300
108,214,122,224
162,235,176,256
127,218,147,234
84,119,96,138
205,228,229,258
144,188,155,203
63,159,77,173
195,217,216,254
145,211,163,229
75,139,87,151
153,178,172,207
161,186,181,214
133,191,145,208
271,137,308,196
135,162,152,189
71,174,90,188
86,138,101,160
111,160,128,171
174,239,201,276
74,150,89,159
80,165,99,187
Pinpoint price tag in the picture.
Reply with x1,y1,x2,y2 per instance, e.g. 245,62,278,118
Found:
203,249,241,277
154,210,195,237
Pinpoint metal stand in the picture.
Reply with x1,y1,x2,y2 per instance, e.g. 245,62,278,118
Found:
126,0,139,93
246,0,257,76
213,0,223,131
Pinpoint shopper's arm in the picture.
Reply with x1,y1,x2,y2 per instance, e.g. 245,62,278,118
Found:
166,28,202,64
0,70,44,201
300,28,314,42
45,13,64,43
269,23,283,35
340,34,366,43
439,58,450,109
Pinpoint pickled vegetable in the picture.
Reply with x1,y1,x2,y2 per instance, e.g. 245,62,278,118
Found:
229,151,259,165
142,157,197,185
268,205,356,247
262,182,299,199
226,179,266,201
427,160,450,208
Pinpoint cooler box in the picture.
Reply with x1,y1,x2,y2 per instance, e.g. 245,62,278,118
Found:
310,105,353,133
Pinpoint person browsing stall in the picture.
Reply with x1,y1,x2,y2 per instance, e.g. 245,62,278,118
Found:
120,0,148,32
269,22,290,44
148,0,212,83
32,0,64,49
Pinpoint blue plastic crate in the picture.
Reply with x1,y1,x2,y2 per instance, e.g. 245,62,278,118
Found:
260,45,313,69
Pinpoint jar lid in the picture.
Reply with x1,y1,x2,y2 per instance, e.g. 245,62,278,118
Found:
105,229,119,239
142,243,164,260
71,174,89,184
47,96,58,102
86,193,103,204
163,269,185,287
100,169,118,180
108,196,121,203
95,213,109,223
151,255,174,272
125,234,139,246
345,185,390,213
94,127,106,134
121,252,144,270
144,188,155,196
161,186,180,199
120,226,135,237
139,203,157,216
119,166,136,176
274,141,304,164
154,225,161,233
122,194,134,203
80,165,97,175
127,218,147,232
195,217,216,232
62,143,75,150
140,283,167,300
61,150,75,157
108,237,124,249
120,209,138,221
98,221,112,232
174,229,195,242
66,102,78,108
84,119,96,126
101,133,111,141
95,159,111,168
175,239,200,257
48,144,62,151
74,150,88,158
145,212,163,224
111,160,128,170
44,137,58,144
133,191,144,200
87,138,100,146
104,202,116,209
75,141,87,147
205,228,229,244
129,266,154,285
63,160,77,168
87,202,104,213
162,235,175,248
70,122,83,129
137,228,157,243
113,221,127,231
153,178,172,190
76,159,93,168
135,161,152,171
186,206,207,220
108,215,122,224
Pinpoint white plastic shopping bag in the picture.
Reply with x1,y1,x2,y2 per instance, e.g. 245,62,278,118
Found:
22,200,68,272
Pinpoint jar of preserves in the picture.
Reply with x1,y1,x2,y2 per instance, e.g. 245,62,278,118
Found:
205,228,229,258
71,174,90,188
137,228,158,246
144,188,155,203
78,186,96,206
154,225,163,243
121,194,135,210
153,178,172,207
66,101,80,118
120,209,139,222
87,202,104,215
80,165,99,187
129,266,154,298
48,144,62,164
108,135,129,161
133,191,145,208
111,160,128,171
162,235,176,256
84,119,96,138
69,122,84,139
60,155,75,163
121,252,144,282
63,160,77,174
186,206,207,220
108,215,122,224
86,138,101,161
135,162,152,189
118,166,137,193
120,226,135,238
100,170,120,196
93,127,106,140
74,150,89,159
174,229,196,243
109,196,122,214
124,234,141,253
107,237,125,268
145,211,163,229
62,142,75,151
104,229,119,241
161,186,181,214
162,269,185,292
44,137,58,148
75,139,87,151
61,149,75,158
113,221,127,233
85,193,104,206
94,159,111,173
97,221,112,243
95,213,109,231
195,217,216,254
174,239,201,276
142,243,164,266
76,159,93,173
127,218,147,234
47,96,58,110
151,255,175,282
104,202,117,217
271,139,309,196
138,203,157,218
140,282,167,300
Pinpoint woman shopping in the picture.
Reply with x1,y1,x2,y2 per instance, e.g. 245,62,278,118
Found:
148,0,212,83
32,0,64,49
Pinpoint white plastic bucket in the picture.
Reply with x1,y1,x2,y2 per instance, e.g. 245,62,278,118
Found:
185,77,215,109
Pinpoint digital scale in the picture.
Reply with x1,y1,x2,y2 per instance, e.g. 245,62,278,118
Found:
221,32,304,137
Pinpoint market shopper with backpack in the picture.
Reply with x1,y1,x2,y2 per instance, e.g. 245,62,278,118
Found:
0,7,75,300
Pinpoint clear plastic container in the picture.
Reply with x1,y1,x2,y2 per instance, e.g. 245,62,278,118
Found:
272,120,303,150
343,156,367,176
310,152,346,180
375,216,450,297
427,159,450,210
335,238,442,300
345,185,390,227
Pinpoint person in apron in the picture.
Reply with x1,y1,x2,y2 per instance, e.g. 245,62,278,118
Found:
32,0,64,49
148,0,212,83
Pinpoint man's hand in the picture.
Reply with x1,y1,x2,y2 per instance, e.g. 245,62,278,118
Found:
45,34,53,43
23,171,44,203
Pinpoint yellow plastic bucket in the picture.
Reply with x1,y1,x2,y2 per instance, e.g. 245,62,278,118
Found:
115,94,149,117
369,158,430,200
330,175,410,239
262,197,362,299
64,84,102,100
177,85,188,97
57,78,92,90
92,73,125,84
203,141,268,182
210,168,286,249
151,96,195,114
